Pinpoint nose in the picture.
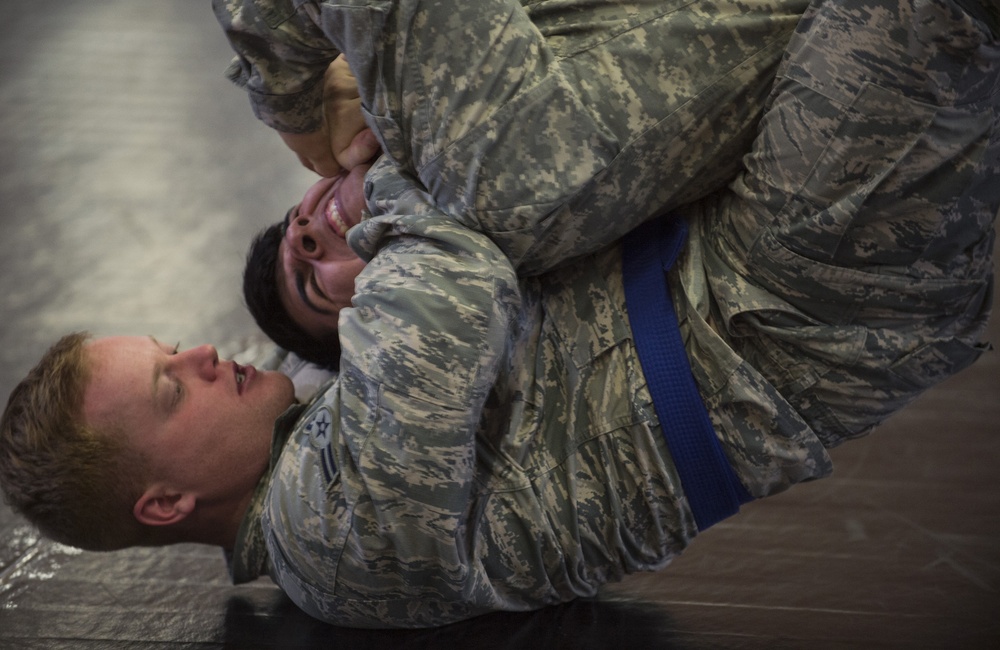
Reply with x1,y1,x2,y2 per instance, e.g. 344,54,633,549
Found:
179,344,219,381
285,214,324,260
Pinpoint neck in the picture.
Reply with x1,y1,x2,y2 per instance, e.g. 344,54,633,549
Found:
155,488,255,550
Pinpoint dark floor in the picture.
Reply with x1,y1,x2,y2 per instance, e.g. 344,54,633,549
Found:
0,1,998,648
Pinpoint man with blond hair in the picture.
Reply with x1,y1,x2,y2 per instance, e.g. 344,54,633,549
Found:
0,333,296,551
0,333,146,551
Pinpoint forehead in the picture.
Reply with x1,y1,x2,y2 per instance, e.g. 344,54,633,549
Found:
273,206,295,306
85,335,156,381
275,238,300,318
81,336,159,428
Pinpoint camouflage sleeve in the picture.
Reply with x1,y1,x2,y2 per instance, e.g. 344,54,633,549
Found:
340,0,811,275
266,175,524,627
214,0,810,269
687,0,999,451
212,0,339,132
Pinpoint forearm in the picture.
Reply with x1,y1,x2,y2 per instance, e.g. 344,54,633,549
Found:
333,196,519,601
213,0,338,132
334,0,809,274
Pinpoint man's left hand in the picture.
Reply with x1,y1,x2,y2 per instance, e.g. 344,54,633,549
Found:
278,55,380,177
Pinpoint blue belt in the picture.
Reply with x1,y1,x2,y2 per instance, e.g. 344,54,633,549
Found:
622,217,752,531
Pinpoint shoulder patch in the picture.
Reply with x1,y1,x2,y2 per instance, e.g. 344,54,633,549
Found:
302,406,337,484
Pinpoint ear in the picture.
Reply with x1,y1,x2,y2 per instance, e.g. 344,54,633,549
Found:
133,486,196,527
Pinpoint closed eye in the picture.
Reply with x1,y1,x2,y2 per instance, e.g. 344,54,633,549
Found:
309,272,329,302
295,270,335,316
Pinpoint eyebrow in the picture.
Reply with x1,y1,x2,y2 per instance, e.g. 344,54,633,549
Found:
294,271,335,316
148,336,170,416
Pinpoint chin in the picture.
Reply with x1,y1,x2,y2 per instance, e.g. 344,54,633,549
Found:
253,369,297,409
274,372,297,406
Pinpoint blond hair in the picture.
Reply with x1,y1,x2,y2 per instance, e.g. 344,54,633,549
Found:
0,332,152,550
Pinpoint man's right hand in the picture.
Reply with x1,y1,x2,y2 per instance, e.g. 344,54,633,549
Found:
323,55,380,173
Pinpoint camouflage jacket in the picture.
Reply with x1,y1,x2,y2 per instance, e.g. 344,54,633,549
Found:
217,0,839,629
213,0,812,276
221,0,997,630
226,169,833,628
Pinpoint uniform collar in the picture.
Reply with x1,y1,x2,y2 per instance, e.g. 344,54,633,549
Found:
225,402,307,584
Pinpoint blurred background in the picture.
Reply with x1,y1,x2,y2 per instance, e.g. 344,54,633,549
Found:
1,1,998,648
0,1,311,358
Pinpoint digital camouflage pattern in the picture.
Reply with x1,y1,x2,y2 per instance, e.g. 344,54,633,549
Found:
216,0,811,275
218,0,999,629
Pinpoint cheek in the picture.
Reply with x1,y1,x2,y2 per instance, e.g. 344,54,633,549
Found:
341,259,369,303
318,259,367,307
298,311,339,343
343,164,372,222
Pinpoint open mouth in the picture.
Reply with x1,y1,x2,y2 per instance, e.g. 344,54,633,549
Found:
235,363,256,395
325,195,349,238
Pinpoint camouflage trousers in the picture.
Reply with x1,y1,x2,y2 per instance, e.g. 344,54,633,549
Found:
691,0,1000,445
337,0,811,275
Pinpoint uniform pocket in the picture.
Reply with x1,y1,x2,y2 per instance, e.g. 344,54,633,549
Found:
759,81,937,266
888,337,990,391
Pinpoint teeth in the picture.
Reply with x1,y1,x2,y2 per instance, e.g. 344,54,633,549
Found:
237,371,245,385
326,198,347,235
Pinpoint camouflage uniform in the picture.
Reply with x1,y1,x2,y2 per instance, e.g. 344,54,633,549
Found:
220,0,999,630
215,0,811,274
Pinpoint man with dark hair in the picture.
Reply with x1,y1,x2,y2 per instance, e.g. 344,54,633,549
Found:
2,0,997,631
243,220,341,369
221,0,816,365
